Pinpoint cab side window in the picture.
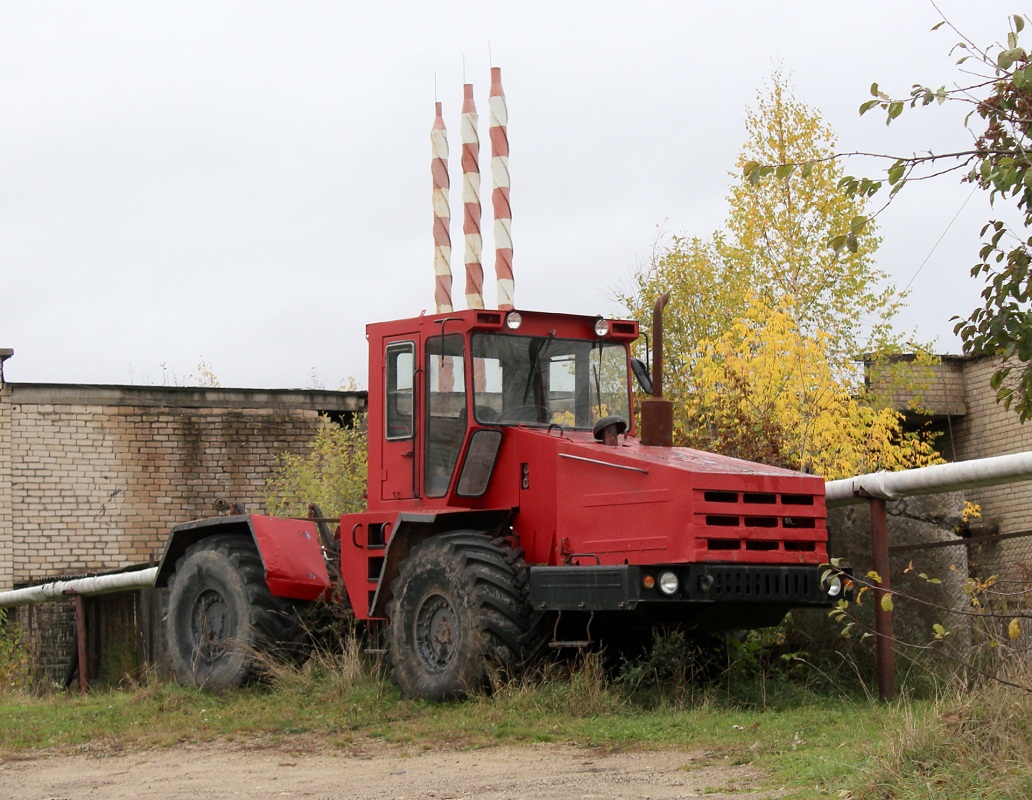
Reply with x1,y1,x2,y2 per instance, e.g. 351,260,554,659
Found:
425,334,466,497
385,342,414,440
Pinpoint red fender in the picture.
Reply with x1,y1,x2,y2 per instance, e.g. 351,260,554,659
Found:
249,515,331,601
155,514,331,602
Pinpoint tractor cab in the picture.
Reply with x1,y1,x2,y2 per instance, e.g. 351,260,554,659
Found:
369,308,639,510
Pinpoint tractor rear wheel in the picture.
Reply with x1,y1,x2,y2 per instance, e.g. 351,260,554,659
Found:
386,531,532,700
165,534,304,691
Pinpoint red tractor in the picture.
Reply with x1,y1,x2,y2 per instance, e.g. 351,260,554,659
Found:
155,304,845,699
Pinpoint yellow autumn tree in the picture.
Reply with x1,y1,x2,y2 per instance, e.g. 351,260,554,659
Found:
684,295,939,478
729,75,900,358
623,72,941,478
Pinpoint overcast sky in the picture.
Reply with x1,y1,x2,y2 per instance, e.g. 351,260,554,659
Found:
2,1,1022,390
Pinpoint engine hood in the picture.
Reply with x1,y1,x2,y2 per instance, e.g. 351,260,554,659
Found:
520,427,821,483
504,426,827,568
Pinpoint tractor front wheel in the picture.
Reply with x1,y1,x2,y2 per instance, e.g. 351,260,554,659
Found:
165,534,303,691
386,531,530,700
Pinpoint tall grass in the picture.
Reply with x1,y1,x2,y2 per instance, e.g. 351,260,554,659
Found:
848,659,1032,800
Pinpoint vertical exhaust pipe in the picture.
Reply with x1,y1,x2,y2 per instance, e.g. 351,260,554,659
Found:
640,293,673,447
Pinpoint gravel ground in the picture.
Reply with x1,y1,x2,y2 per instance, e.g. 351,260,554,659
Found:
0,738,786,799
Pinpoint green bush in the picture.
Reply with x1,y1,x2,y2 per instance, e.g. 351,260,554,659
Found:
615,629,725,707
0,610,33,695
263,415,367,518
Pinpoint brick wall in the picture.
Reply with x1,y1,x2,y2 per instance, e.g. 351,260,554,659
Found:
866,356,967,417
867,353,1032,551
20,601,77,685
948,357,1032,536
0,384,12,594
0,384,365,591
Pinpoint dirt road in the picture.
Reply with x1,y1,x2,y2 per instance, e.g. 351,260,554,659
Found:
0,738,782,799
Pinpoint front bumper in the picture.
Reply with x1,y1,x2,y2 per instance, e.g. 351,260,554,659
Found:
528,563,846,612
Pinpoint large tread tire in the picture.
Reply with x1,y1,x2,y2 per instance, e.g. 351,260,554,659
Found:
496,536,552,667
165,533,304,691
386,531,535,700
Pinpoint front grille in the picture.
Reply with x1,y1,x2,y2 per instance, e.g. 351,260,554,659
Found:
686,564,827,604
694,486,826,557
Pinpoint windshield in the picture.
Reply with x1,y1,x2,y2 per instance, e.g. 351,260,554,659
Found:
470,333,631,428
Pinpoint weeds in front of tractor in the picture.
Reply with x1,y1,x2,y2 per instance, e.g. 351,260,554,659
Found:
3,626,1032,798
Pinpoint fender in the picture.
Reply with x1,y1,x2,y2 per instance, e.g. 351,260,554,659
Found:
364,508,513,619
155,514,331,602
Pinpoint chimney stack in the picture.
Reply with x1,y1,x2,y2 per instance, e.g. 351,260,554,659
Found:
431,101,453,314
489,67,514,310
461,83,484,309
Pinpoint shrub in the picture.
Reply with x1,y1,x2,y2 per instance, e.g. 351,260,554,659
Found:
0,610,33,695
263,415,367,518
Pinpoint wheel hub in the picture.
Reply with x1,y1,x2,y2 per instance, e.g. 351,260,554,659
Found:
192,588,230,663
414,593,457,673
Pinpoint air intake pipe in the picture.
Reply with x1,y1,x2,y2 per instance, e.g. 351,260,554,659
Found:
640,293,673,446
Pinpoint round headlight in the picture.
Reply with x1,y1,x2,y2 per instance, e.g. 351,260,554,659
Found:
658,571,679,596
505,311,523,330
825,574,843,597
594,316,610,337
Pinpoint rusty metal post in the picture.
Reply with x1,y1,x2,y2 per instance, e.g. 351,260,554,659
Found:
869,497,895,702
73,594,89,694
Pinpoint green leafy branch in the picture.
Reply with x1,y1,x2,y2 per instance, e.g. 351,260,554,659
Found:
821,559,1031,691
745,12,1032,421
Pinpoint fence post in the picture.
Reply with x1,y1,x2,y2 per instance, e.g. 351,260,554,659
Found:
870,497,895,701
73,594,89,694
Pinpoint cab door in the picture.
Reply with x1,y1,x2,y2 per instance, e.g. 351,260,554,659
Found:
380,338,418,501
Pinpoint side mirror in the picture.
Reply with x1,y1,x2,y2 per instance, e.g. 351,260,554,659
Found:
631,358,653,395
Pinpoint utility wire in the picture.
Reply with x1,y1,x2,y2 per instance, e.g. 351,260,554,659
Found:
891,186,978,311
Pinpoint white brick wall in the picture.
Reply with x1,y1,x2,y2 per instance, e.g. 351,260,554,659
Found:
0,385,362,589
0,385,12,591
867,357,967,416
950,358,1032,536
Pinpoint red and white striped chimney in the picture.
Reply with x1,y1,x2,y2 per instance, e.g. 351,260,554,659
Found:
461,84,484,310
489,67,514,310
431,101,453,314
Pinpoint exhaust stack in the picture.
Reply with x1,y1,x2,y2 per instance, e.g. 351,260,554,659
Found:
640,293,673,447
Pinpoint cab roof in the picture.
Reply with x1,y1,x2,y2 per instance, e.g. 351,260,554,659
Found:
367,308,639,342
